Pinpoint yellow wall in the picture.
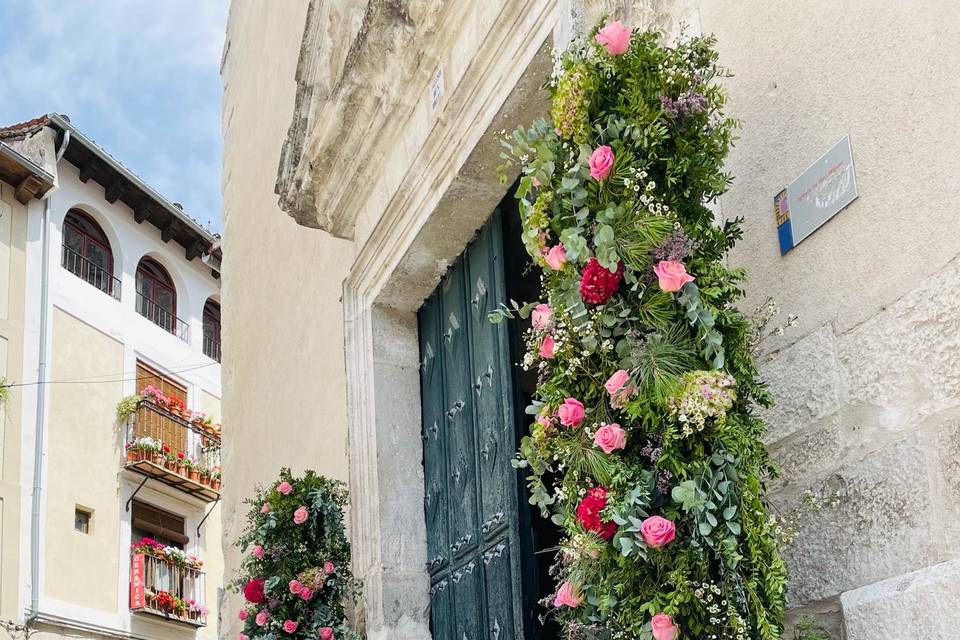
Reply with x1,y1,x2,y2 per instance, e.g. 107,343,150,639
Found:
44,308,123,612
0,181,27,620
220,2,354,634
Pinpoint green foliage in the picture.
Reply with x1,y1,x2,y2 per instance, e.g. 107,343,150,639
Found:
231,469,360,640
496,21,787,639
116,394,141,422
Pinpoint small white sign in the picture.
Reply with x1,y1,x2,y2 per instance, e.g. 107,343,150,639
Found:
774,135,858,254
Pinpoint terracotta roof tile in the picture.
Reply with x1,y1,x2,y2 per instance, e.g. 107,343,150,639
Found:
0,115,51,141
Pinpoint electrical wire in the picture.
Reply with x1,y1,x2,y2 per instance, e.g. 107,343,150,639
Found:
0,361,219,390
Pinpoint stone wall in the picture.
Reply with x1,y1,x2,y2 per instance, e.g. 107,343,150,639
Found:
221,0,960,638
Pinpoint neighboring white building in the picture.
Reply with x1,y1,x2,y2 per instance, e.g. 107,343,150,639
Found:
0,114,224,640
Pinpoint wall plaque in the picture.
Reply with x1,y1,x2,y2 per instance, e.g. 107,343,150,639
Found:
775,135,858,255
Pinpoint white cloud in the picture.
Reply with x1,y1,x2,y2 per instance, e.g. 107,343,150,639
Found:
0,0,228,231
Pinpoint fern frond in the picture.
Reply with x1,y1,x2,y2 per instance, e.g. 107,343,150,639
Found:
631,324,699,402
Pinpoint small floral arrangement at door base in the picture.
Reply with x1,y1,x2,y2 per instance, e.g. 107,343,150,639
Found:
495,19,787,640
231,469,360,640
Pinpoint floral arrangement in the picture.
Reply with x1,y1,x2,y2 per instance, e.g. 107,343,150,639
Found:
232,469,360,640
117,391,223,438
131,537,203,570
496,20,786,640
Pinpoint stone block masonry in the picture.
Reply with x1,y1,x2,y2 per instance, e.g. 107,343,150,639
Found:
761,254,960,638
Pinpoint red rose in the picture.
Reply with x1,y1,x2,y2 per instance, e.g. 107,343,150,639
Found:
243,578,265,604
579,258,624,305
575,487,617,539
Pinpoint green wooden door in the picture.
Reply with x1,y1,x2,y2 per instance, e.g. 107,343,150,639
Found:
418,212,525,640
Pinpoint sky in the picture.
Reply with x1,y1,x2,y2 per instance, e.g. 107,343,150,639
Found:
0,0,228,232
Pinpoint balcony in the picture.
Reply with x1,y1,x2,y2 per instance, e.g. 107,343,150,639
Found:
136,292,190,341
202,333,221,363
123,401,221,502
130,548,207,627
62,245,122,300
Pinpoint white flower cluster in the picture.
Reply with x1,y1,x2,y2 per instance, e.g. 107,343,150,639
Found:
692,581,749,640
667,370,736,436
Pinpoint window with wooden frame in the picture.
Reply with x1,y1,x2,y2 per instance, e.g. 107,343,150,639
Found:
62,209,119,298
131,500,187,548
202,298,221,362
136,361,188,453
135,257,178,333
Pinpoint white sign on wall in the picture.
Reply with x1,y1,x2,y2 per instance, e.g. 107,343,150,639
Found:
774,135,858,255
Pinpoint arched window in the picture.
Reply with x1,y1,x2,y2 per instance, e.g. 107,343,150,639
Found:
202,298,221,362
62,209,119,299
136,258,186,339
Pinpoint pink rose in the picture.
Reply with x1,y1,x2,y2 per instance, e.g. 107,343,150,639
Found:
255,611,270,627
544,244,567,270
595,20,632,56
594,423,627,453
539,334,556,359
293,506,309,525
289,579,303,594
653,260,695,292
319,628,334,640
531,303,552,330
588,145,615,181
278,481,293,495
299,588,314,601
553,581,583,608
324,561,336,575
651,613,679,640
260,503,271,514
536,414,552,430
556,398,585,428
640,516,676,548
238,610,249,621
604,369,636,408
251,544,265,559
282,620,298,634
239,635,250,640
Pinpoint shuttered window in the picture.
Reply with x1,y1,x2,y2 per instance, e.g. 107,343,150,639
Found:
131,500,187,548
136,361,188,452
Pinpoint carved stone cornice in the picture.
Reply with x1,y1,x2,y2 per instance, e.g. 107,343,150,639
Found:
276,0,452,238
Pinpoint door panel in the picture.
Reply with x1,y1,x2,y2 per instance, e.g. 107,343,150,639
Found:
418,211,524,640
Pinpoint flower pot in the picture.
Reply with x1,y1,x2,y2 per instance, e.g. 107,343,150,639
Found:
165,460,177,471
177,463,186,476
152,453,164,466
200,476,210,487
211,479,221,491
188,470,199,482
126,449,137,463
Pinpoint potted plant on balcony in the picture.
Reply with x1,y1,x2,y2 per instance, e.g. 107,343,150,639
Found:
140,385,166,407
116,394,141,423
125,441,138,463
211,467,222,491
167,396,187,418
163,445,178,471
186,456,200,482
176,451,187,476
130,437,158,462
152,443,165,466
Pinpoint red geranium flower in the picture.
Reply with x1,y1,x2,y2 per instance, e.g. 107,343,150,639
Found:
576,486,617,539
243,578,265,604
579,258,624,305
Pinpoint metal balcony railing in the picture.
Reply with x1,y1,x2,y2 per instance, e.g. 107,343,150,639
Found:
202,333,221,363
130,552,207,626
62,245,121,300
124,401,221,502
136,292,190,341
